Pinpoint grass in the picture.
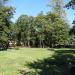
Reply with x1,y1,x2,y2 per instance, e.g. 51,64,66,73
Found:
0,48,54,75
0,48,75,75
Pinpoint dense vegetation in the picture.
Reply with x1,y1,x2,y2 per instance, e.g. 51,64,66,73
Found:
66,0,75,35
0,0,14,50
9,0,70,48
0,0,75,49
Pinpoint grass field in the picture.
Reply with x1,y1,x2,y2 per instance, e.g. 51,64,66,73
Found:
0,48,75,75
0,48,54,75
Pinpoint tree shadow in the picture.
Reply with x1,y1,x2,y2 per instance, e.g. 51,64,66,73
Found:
22,49,75,75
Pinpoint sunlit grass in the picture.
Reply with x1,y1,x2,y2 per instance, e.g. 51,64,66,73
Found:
0,48,54,75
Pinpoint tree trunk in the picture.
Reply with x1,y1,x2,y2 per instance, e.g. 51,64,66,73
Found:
42,40,44,48
39,40,42,48
28,40,30,47
24,41,26,47
32,40,35,47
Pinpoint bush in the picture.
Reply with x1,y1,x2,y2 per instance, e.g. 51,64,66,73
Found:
14,46,19,50
0,41,8,50
47,48,55,51
26,71,38,75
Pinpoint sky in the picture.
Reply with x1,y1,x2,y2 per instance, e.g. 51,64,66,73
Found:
7,0,75,27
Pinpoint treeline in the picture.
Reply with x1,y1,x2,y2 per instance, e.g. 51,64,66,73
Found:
0,0,73,50
10,12,70,48
9,0,71,48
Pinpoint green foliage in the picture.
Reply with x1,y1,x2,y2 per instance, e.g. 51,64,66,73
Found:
15,15,34,46
49,0,66,18
70,25,75,35
13,11,70,48
45,12,69,47
65,0,75,9
0,0,14,50
66,0,75,44
9,0,70,48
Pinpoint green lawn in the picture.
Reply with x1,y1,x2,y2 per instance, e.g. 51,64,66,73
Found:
0,48,54,75
0,48,75,75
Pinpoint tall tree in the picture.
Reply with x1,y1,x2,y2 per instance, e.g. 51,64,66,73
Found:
33,12,46,47
48,0,70,47
16,15,34,47
45,12,70,47
0,0,14,50
49,0,66,18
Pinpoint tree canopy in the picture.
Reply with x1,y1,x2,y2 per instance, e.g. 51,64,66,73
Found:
66,0,75,9
12,11,70,48
0,0,71,49
0,0,14,50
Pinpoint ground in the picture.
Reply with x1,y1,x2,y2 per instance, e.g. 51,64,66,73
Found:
0,48,75,75
0,48,53,75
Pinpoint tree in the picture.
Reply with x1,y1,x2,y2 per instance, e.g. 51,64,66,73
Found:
65,0,75,9
0,0,14,50
16,15,34,47
49,0,66,18
33,12,46,47
14,11,69,48
45,12,70,48
66,0,75,47
16,15,28,46
47,0,70,47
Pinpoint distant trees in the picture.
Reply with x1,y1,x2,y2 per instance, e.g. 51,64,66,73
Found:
0,0,71,49
10,0,70,48
45,12,69,48
11,11,69,48
15,15,34,47
50,0,66,17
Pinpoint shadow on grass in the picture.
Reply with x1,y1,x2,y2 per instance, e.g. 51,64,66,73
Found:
21,49,75,75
